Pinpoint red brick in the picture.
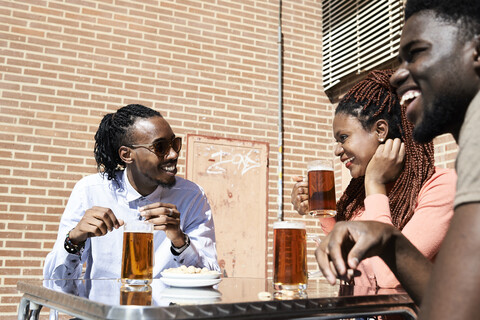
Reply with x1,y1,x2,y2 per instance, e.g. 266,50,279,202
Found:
9,205,46,213
27,214,62,223
23,250,49,259
4,259,41,267
0,267,21,275
22,268,44,275
0,286,19,295
1,295,22,304
0,303,18,314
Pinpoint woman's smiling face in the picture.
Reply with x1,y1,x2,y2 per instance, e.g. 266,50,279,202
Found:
333,113,382,178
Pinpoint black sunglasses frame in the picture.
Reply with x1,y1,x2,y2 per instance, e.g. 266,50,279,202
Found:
128,136,182,157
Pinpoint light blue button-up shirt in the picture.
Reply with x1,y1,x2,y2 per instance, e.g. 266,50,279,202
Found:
43,169,218,280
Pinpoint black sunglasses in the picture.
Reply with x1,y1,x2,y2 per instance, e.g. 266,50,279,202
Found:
128,136,182,157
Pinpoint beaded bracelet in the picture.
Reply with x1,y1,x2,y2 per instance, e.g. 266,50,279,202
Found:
64,229,85,256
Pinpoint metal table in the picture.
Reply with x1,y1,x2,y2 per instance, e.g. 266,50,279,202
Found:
17,277,418,319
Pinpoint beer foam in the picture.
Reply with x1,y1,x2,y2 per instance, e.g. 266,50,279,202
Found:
273,221,305,229
124,220,153,232
307,164,333,172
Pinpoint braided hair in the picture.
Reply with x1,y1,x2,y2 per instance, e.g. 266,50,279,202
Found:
335,69,436,230
94,104,162,182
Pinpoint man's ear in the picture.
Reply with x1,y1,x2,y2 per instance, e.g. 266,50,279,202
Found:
374,119,389,142
119,146,134,164
474,35,480,72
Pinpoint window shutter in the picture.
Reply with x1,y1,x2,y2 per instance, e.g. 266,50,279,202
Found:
322,0,405,90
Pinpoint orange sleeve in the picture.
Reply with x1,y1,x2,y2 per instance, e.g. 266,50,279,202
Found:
359,168,457,288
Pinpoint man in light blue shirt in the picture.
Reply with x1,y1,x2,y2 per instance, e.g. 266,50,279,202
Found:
43,104,218,280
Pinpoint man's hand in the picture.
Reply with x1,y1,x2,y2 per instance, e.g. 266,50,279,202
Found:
69,206,124,244
139,202,185,247
291,175,309,215
315,221,399,285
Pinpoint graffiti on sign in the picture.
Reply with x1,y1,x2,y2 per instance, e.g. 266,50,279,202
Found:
206,149,260,176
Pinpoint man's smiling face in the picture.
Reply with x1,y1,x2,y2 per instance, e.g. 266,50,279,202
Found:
391,11,479,143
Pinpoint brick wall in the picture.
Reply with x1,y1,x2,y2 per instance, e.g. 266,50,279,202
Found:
0,0,457,319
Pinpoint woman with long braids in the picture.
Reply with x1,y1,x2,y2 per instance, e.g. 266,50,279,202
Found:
291,69,456,288
44,104,218,281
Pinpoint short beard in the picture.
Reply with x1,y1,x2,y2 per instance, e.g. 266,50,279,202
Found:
412,95,466,143
158,176,176,189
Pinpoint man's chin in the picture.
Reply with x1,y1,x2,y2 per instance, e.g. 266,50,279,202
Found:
412,126,436,144
412,123,442,144
158,176,176,188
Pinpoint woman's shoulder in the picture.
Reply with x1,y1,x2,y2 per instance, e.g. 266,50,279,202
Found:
420,166,457,194
431,167,457,181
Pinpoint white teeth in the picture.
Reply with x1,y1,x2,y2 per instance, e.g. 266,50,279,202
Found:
343,156,354,164
400,91,420,106
162,165,175,172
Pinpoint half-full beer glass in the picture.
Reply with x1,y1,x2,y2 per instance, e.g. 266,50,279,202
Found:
307,159,336,217
121,220,154,285
273,221,307,291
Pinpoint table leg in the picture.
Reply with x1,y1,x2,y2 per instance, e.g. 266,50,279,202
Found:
49,309,58,320
17,298,43,320
28,301,42,320
17,297,29,320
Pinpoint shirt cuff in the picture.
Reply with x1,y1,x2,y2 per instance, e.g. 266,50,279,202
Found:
170,234,190,256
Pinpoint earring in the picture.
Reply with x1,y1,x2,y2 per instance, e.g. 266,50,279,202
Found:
378,138,385,143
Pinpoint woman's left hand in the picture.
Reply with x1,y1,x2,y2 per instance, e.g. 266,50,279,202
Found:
364,138,405,195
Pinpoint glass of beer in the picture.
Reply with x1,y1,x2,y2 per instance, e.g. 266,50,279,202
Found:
120,284,152,306
307,159,336,217
273,221,307,292
121,220,154,285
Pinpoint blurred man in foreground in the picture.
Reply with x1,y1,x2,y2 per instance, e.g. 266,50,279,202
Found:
315,1,480,319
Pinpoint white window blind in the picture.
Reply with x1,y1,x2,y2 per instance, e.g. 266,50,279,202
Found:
322,0,405,90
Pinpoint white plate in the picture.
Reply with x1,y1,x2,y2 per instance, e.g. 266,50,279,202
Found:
159,286,221,299
159,287,221,305
160,277,222,288
160,271,221,280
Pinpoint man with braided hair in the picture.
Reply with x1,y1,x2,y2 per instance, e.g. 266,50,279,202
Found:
291,69,456,288
44,104,218,280
315,0,480,318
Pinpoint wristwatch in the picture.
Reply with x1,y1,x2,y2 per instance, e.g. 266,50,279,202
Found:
170,234,190,256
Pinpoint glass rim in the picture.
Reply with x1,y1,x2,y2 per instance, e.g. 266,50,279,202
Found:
273,220,305,229
124,220,154,232
307,159,333,171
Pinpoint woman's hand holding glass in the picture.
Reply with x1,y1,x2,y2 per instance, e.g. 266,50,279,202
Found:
291,176,309,215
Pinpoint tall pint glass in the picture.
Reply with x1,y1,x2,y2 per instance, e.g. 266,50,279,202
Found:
121,220,154,285
273,221,307,291
307,159,336,217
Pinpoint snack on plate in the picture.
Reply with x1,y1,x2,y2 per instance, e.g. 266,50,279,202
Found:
257,291,272,300
162,265,219,275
